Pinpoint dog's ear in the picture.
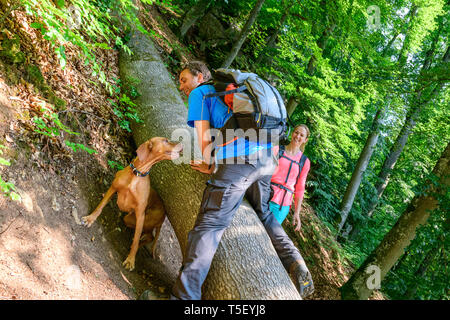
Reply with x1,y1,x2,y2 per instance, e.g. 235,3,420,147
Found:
137,141,153,162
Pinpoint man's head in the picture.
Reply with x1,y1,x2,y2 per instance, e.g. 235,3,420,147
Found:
179,61,211,97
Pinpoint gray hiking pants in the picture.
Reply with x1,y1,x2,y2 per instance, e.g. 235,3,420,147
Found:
171,152,304,300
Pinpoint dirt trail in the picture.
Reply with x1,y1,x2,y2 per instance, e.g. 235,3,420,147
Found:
0,74,182,300
0,4,181,299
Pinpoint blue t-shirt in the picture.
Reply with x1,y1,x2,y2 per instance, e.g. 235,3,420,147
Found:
187,84,271,161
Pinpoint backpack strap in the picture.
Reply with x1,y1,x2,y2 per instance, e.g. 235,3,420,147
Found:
278,144,286,158
295,154,308,183
271,148,308,205
197,80,214,88
204,85,247,99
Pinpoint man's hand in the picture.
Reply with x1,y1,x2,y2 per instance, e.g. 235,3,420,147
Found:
292,213,301,232
190,160,215,174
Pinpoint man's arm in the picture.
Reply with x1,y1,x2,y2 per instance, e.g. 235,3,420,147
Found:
191,120,215,174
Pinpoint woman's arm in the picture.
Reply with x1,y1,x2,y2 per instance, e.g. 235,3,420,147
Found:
292,196,303,232
292,158,310,231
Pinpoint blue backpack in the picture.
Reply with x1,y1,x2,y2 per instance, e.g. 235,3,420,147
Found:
202,68,288,143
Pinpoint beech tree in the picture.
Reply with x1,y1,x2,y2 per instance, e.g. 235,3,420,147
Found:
335,8,416,233
179,0,211,37
340,142,449,300
366,30,449,216
221,0,265,68
336,2,445,234
254,0,289,65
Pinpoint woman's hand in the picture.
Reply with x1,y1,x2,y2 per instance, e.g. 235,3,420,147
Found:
190,160,214,174
292,212,301,232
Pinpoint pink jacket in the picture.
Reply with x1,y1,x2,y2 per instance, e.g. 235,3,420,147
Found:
270,145,310,211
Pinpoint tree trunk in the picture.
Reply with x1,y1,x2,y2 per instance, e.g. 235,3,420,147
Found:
336,106,387,233
381,32,399,56
404,243,440,299
340,142,450,300
179,0,211,37
397,5,418,69
337,10,422,233
306,22,336,75
255,9,289,65
119,29,300,299
366,43,448,217
221,0,266,68
286,96,298,117
366,96,426,217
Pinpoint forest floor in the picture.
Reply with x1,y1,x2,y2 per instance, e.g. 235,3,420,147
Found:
0,3,384,300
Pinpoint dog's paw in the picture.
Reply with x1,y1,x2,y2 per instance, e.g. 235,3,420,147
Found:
123,256,135,271
81,215,95,227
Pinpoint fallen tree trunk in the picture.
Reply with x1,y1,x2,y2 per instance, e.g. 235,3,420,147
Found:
119,29,300,300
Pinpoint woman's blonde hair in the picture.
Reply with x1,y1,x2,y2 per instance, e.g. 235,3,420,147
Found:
293,124,310,152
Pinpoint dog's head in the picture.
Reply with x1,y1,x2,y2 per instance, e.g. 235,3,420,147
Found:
136,137,183,163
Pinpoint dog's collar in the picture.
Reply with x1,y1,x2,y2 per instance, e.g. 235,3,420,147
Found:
129,163,150,177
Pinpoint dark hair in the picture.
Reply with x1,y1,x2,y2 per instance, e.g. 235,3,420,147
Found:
181,61,212,81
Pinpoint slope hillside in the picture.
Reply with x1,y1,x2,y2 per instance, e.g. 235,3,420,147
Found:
0,2,384,300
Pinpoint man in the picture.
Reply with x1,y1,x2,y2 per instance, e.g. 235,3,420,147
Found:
171,61,314,300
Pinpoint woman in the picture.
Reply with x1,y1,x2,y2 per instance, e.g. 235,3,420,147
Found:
270,124,311,230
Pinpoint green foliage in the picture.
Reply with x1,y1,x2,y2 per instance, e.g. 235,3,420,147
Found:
11,0,153,162
0,175,21,202
0,36,26,64
65,141,97,154
383,211,449,300
108,160,125,170
0,145,21,202
108,77,143,132
201,0,449,299
32,108,79,137
32,105,97,155
20,0,152,131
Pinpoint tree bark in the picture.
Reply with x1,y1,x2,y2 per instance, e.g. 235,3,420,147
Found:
179,0,211,37
221,0,266,68
336,106,387,233
286,96,298,117
119,29,301,299
397,5,418,69
340,142,450,300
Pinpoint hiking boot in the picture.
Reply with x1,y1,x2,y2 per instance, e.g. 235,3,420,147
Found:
139,289,170,300
289,259,314,299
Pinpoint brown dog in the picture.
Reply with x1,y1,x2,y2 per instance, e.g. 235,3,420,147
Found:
82,137,182,271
